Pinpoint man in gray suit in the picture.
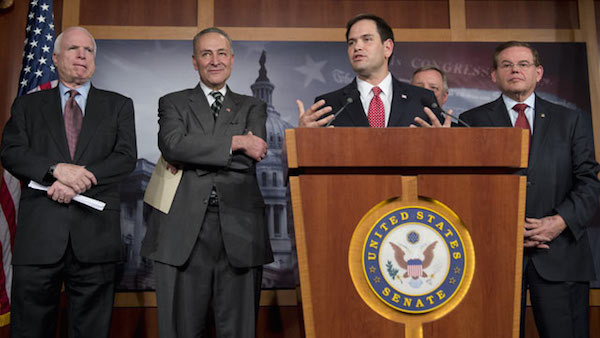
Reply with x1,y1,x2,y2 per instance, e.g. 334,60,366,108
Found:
141,27,273,337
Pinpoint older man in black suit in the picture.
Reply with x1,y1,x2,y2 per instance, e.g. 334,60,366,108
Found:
464,41,599,338
141,27,272,337
417,41,600,338
1,26,137,337
297,14,444,127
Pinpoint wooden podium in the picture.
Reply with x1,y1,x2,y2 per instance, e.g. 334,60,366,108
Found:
285,128,529,338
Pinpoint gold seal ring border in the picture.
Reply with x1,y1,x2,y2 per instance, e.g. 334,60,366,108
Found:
348,196,475,323
361,205,466,314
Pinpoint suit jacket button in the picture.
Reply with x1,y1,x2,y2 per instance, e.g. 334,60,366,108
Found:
526,181,532,187
203,199,208,204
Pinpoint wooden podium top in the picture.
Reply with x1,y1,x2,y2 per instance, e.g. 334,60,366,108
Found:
285,127,528,173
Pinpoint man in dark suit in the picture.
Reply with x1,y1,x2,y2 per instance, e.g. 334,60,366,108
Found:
419,41,600,338
297,14,444,127
141,27,272,337
0,26,137,337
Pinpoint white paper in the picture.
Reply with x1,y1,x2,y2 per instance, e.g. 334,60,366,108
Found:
28,181,106,211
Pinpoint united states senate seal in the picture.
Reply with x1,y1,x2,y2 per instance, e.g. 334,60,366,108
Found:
349,197,474,322
363,205,466,313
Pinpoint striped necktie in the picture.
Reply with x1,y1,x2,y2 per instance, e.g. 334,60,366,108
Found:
210,91,223,120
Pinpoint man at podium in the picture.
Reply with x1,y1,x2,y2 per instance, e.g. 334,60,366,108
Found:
417,41,600,338
296,14,443,128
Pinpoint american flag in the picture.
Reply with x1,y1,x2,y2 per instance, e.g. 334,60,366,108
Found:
0,0,58,326
17,0,58,95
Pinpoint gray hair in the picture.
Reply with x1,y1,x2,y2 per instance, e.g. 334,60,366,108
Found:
54,26,97,56
193,27,233,55
411,66,448,93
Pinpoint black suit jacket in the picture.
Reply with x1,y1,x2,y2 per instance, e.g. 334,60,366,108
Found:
0,85,137,265
316,76,442,127
460,95,600,281
141,85,273,268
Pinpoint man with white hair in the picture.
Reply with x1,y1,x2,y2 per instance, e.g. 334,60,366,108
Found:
1,26,137,337
411,66,449,108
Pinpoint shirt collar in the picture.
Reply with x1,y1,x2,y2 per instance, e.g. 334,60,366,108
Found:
356,72,392,97
502,92,536,112
59,81,91,101
199,81,227,99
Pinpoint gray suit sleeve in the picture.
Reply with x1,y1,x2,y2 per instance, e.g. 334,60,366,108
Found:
158,94,233,167
159,93,267,171
229,101,267,171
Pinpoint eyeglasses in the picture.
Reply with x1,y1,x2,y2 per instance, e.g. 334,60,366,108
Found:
498,62,536,71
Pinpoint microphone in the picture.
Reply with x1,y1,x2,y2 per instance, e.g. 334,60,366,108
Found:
421,97,470,127
325,95,355,127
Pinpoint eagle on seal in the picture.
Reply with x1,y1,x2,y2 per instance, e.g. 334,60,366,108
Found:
390,241,437,279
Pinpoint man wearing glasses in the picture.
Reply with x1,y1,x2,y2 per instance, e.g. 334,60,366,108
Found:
451,41,600,338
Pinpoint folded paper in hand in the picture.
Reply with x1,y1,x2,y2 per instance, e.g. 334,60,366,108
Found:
143,156,182,214
28,181,106,211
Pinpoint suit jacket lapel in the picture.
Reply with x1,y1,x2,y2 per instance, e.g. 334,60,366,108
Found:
388,78,410,127
343,80,369,127
188,84,214,133
41,87,71,161
74,86,104,162
528,95,552,170
489,97,513,127
215,87,239,132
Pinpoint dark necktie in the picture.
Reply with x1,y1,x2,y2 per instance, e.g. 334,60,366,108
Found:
208,91,224,202
64,90,83,159
513,103,531,135
368,86,385,128
210,91,223,120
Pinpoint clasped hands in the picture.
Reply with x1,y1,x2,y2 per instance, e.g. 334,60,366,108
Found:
231,131,268,162
48,163,97,204
523,214,566,249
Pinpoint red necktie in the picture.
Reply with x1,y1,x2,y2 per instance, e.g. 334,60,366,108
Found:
64,90,83,159
368,86,385,128
513,103,531,133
